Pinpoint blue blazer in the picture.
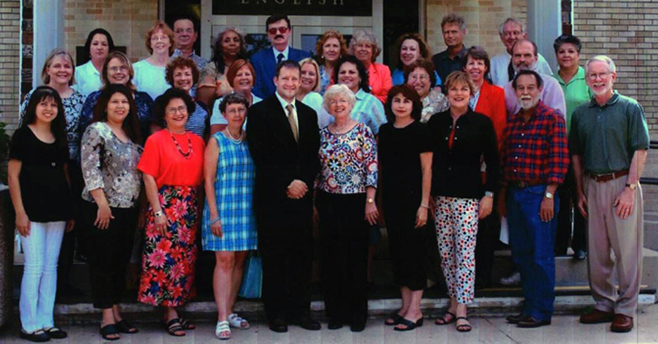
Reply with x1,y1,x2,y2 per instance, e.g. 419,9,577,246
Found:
251,47,311,98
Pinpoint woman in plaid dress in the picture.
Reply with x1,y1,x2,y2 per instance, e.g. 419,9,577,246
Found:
202,93,257,340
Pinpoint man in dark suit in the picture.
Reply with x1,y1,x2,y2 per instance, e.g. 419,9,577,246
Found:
251,14,311,99
246,60,321,333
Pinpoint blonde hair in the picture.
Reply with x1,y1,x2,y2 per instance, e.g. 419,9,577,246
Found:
349,29,381,61
41,48,76,86
299,58,322,92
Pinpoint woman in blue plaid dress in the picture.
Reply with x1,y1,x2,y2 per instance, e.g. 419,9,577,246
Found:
202,93,257,340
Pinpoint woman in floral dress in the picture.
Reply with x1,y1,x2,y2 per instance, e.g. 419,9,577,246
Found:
137,88,205,336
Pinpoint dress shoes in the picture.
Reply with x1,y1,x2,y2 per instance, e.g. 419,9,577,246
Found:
350,321,366,332
294,316,321,331
506,313,524,324
327,319,343,330
610,314,633,333
517,316,551,328
579,309,615,324
268,318,288,333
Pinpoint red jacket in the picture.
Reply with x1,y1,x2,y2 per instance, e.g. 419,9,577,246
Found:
474,81,507,150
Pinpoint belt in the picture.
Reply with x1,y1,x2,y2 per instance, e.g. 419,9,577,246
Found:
508,179,545,188
588,169,629,182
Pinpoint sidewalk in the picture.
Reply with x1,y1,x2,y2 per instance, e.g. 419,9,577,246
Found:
1,303,657,344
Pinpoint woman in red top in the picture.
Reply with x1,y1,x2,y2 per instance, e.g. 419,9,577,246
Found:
137,88,205,337
349,29,392,104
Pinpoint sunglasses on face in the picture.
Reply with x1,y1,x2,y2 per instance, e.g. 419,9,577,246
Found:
268,27,289,35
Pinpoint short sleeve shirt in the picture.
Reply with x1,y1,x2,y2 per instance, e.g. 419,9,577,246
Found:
138,129,205,188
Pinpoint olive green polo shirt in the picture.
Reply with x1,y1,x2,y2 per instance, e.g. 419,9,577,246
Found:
553,67,593,133
569,91,650,174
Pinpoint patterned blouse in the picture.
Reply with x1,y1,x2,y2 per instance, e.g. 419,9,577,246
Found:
79,90,154,141
420,89,449,123
20,88,86,161
81,122,143,208
317,122,378,194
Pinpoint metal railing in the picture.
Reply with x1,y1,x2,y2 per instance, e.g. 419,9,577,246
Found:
640,141,658,185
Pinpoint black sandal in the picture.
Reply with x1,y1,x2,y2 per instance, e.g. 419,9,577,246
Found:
20,329,50,342
456,317,472,332
165,318,186,337
116,319,139,334
434,311,456,325
384,313,404,326
179,317,196,330
99,324,120,341
394,318,424,331
43,326,68,339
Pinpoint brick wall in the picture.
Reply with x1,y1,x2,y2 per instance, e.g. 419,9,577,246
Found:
425,0,527,59
0,0,20,133
64,0,159,63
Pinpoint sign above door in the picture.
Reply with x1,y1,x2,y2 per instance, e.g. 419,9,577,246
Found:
212,0,372,16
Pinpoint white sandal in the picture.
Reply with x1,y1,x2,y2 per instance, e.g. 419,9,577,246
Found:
215,321,231,340
228,313,250,329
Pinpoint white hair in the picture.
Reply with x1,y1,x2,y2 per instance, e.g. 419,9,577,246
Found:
499,18,525,36
322,84,356,112
586,55,617,74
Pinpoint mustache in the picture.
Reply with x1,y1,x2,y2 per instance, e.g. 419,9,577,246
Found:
275,35,284,40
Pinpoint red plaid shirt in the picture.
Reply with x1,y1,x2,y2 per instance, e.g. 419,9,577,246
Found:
501,101,569,187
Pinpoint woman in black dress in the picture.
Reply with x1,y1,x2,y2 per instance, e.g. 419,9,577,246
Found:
378,85,432,331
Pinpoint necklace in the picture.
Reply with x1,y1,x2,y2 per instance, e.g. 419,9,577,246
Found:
332,120,354,134
168,129,193,159
225,129,244,144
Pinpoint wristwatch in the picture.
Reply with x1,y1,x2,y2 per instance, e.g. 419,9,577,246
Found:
154,210,164,217
367,198,375,204
544,192,554,199
625,182,637,190
484,191,494,198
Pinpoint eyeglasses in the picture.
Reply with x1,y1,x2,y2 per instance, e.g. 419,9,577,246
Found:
267,27,289,35
150,35,169,42
588,72,611,80
108,66,128,73
409,74,429,82
166,106,188,115
226,108,246,115
175,28,194,34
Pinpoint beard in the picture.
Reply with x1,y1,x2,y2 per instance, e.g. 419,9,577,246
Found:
519,97,539,110
513,61,537,73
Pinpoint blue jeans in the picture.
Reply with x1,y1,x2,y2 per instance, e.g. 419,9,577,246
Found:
507,185,559,321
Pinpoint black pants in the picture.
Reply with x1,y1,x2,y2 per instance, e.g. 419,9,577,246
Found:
386,222,429,291
317,191,369,324
555,166,587,255
81,201,138,309
257,204,315,322
57,163,84,287
475,210,500,288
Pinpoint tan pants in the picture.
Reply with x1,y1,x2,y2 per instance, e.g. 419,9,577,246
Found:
585,176,643,317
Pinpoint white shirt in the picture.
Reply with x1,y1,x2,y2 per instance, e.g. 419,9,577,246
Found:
490,51,553,87
74,61,103,96
132,59,171,100
300,91,331,128
210,92,262,127
275,91,299,129
272,46,290,62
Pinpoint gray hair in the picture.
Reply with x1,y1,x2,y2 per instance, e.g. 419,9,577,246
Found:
323,84,356,112
349,29,381,60
499,18,525,36
586,55,617,74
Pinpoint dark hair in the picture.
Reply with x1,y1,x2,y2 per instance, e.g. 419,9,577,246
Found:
22,86,68,152
166,57,200,86
553,34,582,54
385,84,422,123
333,55,370,93
92,84,142,144
226,59,256,88
219,93,249,114
211,28,247,74
461,46,491,74
511,39,538,57
441,13,467,32
403,58,437,88
173,15,199,33
152,88,196,125
84,28,115,59
512,69,543,89
266,14,291,31
275,60,301,77
392,33,431,69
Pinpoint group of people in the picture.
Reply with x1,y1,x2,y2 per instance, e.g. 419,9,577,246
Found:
7,10,649,343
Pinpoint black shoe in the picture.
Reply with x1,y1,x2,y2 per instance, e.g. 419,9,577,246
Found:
43,326,67,339
20,329,50,342
573,250,587,261
296,316,321,331
350,320,366,332
269,318,288,333
517,316,551,328
506,313,524,324
328,319,343,330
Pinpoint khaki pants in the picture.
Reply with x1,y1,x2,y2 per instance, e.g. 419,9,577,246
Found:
585,176,643,317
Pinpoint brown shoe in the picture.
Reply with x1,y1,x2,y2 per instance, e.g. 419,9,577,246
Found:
610,314,633,333
580,309,615,324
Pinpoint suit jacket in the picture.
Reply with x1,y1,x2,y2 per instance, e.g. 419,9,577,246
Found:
246,94,320,226
474,81,507,150
251,47,312,99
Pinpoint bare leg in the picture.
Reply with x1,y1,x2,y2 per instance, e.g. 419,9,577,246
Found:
395,289,425,330
400,286,411,316
228,251,248,313
214,252,235,322
101,308,119,340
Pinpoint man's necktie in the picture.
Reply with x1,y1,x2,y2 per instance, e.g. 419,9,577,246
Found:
286,104,299,143
277,53,284,65
507,59,515,82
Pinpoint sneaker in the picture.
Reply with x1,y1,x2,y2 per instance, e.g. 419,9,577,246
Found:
499,272,521,286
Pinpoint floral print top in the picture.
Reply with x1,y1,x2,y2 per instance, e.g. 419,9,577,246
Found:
421,89,449,123
81,122,143,208
20,88,86,161
317,122,378,194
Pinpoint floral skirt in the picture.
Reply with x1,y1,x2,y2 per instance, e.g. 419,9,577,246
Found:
138,185,198,307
